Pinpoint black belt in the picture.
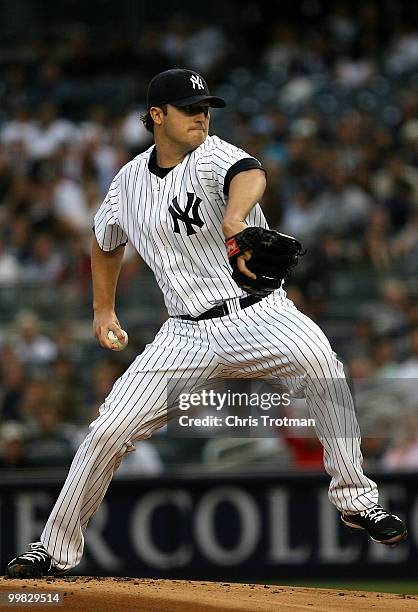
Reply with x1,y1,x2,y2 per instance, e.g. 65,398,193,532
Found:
179,295,262,321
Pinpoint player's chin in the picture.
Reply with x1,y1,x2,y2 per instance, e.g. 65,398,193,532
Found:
187,130,207,147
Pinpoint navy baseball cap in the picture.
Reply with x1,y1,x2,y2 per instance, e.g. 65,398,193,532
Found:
147,68,226,109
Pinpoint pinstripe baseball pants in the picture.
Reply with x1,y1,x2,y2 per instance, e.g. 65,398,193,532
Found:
41,290,378,571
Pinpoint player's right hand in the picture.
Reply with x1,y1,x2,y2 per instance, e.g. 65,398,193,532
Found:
93,309,125,350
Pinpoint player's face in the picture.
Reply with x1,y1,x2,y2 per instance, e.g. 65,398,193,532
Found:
161,103,210,150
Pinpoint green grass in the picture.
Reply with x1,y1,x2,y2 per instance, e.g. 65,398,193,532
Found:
261,581,418,595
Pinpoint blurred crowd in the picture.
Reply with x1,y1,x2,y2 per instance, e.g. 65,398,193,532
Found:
1,1,418,474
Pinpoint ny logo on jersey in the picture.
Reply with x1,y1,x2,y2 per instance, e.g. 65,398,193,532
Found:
190,74,204,90
169,193,204,235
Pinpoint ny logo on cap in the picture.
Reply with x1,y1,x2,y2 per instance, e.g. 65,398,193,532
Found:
169,193,204,235
190,75,204,90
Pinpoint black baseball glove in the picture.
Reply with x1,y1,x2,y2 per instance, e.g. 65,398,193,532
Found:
225,227,305,298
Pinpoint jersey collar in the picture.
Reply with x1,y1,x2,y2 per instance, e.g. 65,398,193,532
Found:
148,146,175,178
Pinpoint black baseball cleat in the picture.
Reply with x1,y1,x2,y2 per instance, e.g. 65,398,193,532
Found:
341,505,407,546
6,542,55,578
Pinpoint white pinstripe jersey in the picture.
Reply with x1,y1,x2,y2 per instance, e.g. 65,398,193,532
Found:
94,135,268,317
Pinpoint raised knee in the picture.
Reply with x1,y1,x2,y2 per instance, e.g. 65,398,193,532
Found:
303,343,342,378
89,417,121,448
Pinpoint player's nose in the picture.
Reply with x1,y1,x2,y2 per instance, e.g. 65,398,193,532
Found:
195,116,208,129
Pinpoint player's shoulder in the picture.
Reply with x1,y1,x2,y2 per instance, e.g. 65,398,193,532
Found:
199,135,237,154
112,145,153,182
196,136,245,166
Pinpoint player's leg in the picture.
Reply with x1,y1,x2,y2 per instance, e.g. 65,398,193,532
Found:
212,292,406,543
267,303,406,543
215,294,377,510
6,318,219,576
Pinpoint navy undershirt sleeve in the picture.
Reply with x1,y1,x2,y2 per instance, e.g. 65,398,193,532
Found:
223,158,266,196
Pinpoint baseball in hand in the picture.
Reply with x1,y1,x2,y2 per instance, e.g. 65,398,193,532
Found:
107,329,128,351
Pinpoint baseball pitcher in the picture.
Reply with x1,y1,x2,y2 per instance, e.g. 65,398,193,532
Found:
6,68,406,578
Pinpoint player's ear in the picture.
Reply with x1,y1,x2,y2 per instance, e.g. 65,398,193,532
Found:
150,106,164,127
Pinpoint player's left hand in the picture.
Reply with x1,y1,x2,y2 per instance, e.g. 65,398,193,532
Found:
223,221,256,280
225,227,305,298
236,250,256,280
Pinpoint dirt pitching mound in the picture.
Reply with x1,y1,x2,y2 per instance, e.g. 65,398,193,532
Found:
1,576,417,611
